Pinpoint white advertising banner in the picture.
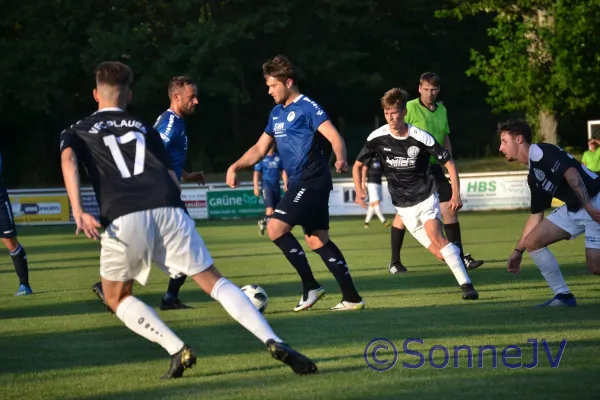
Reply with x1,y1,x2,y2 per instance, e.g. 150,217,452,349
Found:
328,172,531,216
180,188,209,220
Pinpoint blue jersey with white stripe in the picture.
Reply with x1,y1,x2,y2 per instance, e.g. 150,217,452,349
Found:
264,95,331,190
254,152,283,189
153,109,188,180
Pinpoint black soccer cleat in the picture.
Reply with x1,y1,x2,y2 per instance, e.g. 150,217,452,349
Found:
266,339,318,375
92,282,114,314
463,253,484,270
161,345,197,379
389,261,407,274
160,297,193,311
461,283,479,300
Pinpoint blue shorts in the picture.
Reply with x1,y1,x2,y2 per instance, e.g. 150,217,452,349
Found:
262,187,281,209
0,187,17,238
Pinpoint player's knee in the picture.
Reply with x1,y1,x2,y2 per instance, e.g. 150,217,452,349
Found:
523,236,542,252
305,230,329,250
2,237,20,253
371,200,380,206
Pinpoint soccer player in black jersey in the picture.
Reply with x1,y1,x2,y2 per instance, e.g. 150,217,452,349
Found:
361,154,390,229
352,88,479,301
60,61,317,378
0,154,33,296
499,119,600,307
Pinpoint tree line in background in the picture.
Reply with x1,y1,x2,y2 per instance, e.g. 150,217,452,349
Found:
1,0,598,188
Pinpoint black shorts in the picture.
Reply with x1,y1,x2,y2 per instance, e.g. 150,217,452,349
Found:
262,187,281,209
271,186,330,236
0,188,17,238
430,164,452,203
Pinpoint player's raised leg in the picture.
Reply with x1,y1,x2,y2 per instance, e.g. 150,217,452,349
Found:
303,229,365,311
157,207,317,374
267,215,325,311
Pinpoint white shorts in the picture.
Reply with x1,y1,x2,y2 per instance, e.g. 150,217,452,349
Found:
546,195,600,249
394,192,441,249
367,183,383,203
100,207,214,285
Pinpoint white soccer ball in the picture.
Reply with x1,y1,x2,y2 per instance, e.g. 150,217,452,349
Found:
241,284,268,313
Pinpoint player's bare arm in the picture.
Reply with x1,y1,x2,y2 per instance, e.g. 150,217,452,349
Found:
60,148,101,240
443,135,453,155
507,212,544,274
318,120,348,173
442,159,462,211
253,171,261,197
282,170,288,192
352,160,368,208
181,169,205,186
168,170,181,191
564,167,600,222
361,165,368,192
227,133,274,188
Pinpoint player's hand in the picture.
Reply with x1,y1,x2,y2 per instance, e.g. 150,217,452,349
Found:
335,160,349,173
507,251,523,274
283,184,288,192
584,204,600,223
355,188,368,209
447,195,463,211
226,166,239,188
185,171,205,186
74,213,102,240
254,188,260,197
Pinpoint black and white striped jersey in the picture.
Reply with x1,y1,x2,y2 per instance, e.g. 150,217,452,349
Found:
528,143,600,213
356,124,451,207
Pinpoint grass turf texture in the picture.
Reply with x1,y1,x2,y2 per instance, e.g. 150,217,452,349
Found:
1,210,599,400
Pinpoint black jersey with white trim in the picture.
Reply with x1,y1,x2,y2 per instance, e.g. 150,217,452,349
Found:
528,143,600,214
59,109,184,227
356,124,451,207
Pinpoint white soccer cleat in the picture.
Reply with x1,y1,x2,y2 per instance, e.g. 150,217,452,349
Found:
330,300,365,311
293,287,326,312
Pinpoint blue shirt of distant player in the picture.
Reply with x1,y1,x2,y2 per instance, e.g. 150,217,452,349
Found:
264,95,332,190
254,153,283,189
154,109,188,180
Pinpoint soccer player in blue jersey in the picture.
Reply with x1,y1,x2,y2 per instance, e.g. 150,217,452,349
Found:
92,76,205,312
254,145,287,236
0,153,33,296
227,55,364,311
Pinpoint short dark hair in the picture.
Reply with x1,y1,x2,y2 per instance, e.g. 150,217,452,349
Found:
94,61,134,89
262,55,297,84
419,72,440,87
381,88,409,110
168,76,195,100
497,119,533,143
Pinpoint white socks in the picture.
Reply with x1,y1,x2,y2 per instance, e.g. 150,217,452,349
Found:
116,296,184,355
373,205,386,222
528,247,570,294
211,277,283,344
365,205,385,223
365,207,374,223
440,242,471,285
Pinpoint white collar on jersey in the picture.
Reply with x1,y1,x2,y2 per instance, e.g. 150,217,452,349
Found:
292,94,304,103
95,107,124,113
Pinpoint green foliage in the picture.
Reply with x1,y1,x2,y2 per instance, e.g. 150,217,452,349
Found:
437,0,600,128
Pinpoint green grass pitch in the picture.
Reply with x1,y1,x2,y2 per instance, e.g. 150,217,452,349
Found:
1,210,599,399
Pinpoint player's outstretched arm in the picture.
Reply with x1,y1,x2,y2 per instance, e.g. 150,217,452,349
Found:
508,212,544,274
61,148,101,240
181,169,205,186
352,160,367,208
318,121,348,173
282,170,288,192
443,159,462,211
226,133,274,188
564,167,600,222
